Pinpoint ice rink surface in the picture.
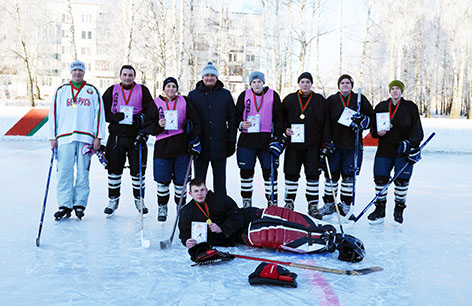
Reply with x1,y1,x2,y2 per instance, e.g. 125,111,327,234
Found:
1,140,471,306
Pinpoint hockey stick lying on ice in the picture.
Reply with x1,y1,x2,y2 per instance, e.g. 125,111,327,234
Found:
139,144,150,248
194,252,383,275
36,148,56,247
160,155,194,249
353,132,436,223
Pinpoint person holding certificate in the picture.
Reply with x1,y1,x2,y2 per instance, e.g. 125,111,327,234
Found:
179,178,260,248
147,77,201,222
235,71,284,208
319,74,374,219
368,80,424,224
102,65,154,217
281,72,331,219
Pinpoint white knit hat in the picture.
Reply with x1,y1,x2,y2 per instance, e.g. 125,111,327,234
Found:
70,60,85,73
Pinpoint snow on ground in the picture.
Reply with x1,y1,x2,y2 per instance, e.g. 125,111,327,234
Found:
1,136,471,306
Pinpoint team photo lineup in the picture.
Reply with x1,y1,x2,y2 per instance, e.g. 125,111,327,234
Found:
43,58,427,278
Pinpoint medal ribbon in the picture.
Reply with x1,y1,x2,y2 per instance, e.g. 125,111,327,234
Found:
120,83,135,105
339,92,351,108
194,200,210,221
389,98,402,121
165,97,177,110
70,81,86,103
298,91,313,116
252,90,264,113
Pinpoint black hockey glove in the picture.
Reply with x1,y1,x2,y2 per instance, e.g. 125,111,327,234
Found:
133,132,148,149
133,113,145,129
189,242,234,265
268,136,288,158
398,140,411,156
407,147,421,164
319,142,335,163
350,113,370,131
189,136,201,157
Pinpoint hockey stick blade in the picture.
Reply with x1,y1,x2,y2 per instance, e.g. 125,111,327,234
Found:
160,239,171,249
141,231,150,248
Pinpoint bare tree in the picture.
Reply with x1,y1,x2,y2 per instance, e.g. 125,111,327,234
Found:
66,0,78,59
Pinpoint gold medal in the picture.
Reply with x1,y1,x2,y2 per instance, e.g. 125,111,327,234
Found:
300,114,305,120
72,104,77,109
206,219,212,224
390,123,393,128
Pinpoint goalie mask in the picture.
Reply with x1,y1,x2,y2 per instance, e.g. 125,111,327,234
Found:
336,234,365,263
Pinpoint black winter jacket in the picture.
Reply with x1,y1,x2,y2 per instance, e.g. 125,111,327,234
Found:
187,80,236,160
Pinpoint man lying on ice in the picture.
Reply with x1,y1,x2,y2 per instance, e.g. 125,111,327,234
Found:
178,178,365,263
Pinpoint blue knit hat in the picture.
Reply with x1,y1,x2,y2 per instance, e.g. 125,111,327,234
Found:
249,71,265,84
70,60,85,73
201,62,219,78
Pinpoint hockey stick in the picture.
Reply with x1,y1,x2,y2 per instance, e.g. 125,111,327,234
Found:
139,143,150,248
342,88,363,222
35,147,56,247
230,253,382,275
353,132,436,223
160,155,194,249
324,156,344,234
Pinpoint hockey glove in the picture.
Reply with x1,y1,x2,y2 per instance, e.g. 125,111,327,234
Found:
95,145,108,168
350,113,370,131
133,132,148,149
268,136,288,158
133,113,145,129
398,140,411,156
319,142,335,163
189,242,234,265
226,142,236,158
189,136,201,157
407,147,421,164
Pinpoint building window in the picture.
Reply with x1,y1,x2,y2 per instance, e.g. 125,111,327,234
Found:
82,31,86,39
88,31,92,39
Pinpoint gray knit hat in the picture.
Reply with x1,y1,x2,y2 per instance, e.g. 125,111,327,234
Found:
201,62,219,78
70,60,85,73
249,71,265,85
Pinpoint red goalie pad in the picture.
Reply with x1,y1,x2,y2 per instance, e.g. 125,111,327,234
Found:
247,207,337,253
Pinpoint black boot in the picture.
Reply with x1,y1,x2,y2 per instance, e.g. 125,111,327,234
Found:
368,201,386,224
393,202,406,224
54,206,72,221
73,206,85,220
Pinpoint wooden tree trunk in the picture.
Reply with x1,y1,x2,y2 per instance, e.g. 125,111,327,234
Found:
67,0,77,59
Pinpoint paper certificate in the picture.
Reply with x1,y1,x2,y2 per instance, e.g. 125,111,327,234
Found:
247,115,261,133
191,221,208,244
119,105,134,125
337,107,357,127
376,112,391,132
291,124,305,143
164,110,178,130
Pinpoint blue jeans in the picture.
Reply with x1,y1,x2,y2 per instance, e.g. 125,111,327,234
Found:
56,141,92,208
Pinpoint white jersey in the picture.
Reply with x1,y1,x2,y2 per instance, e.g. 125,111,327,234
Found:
48,81,106,145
